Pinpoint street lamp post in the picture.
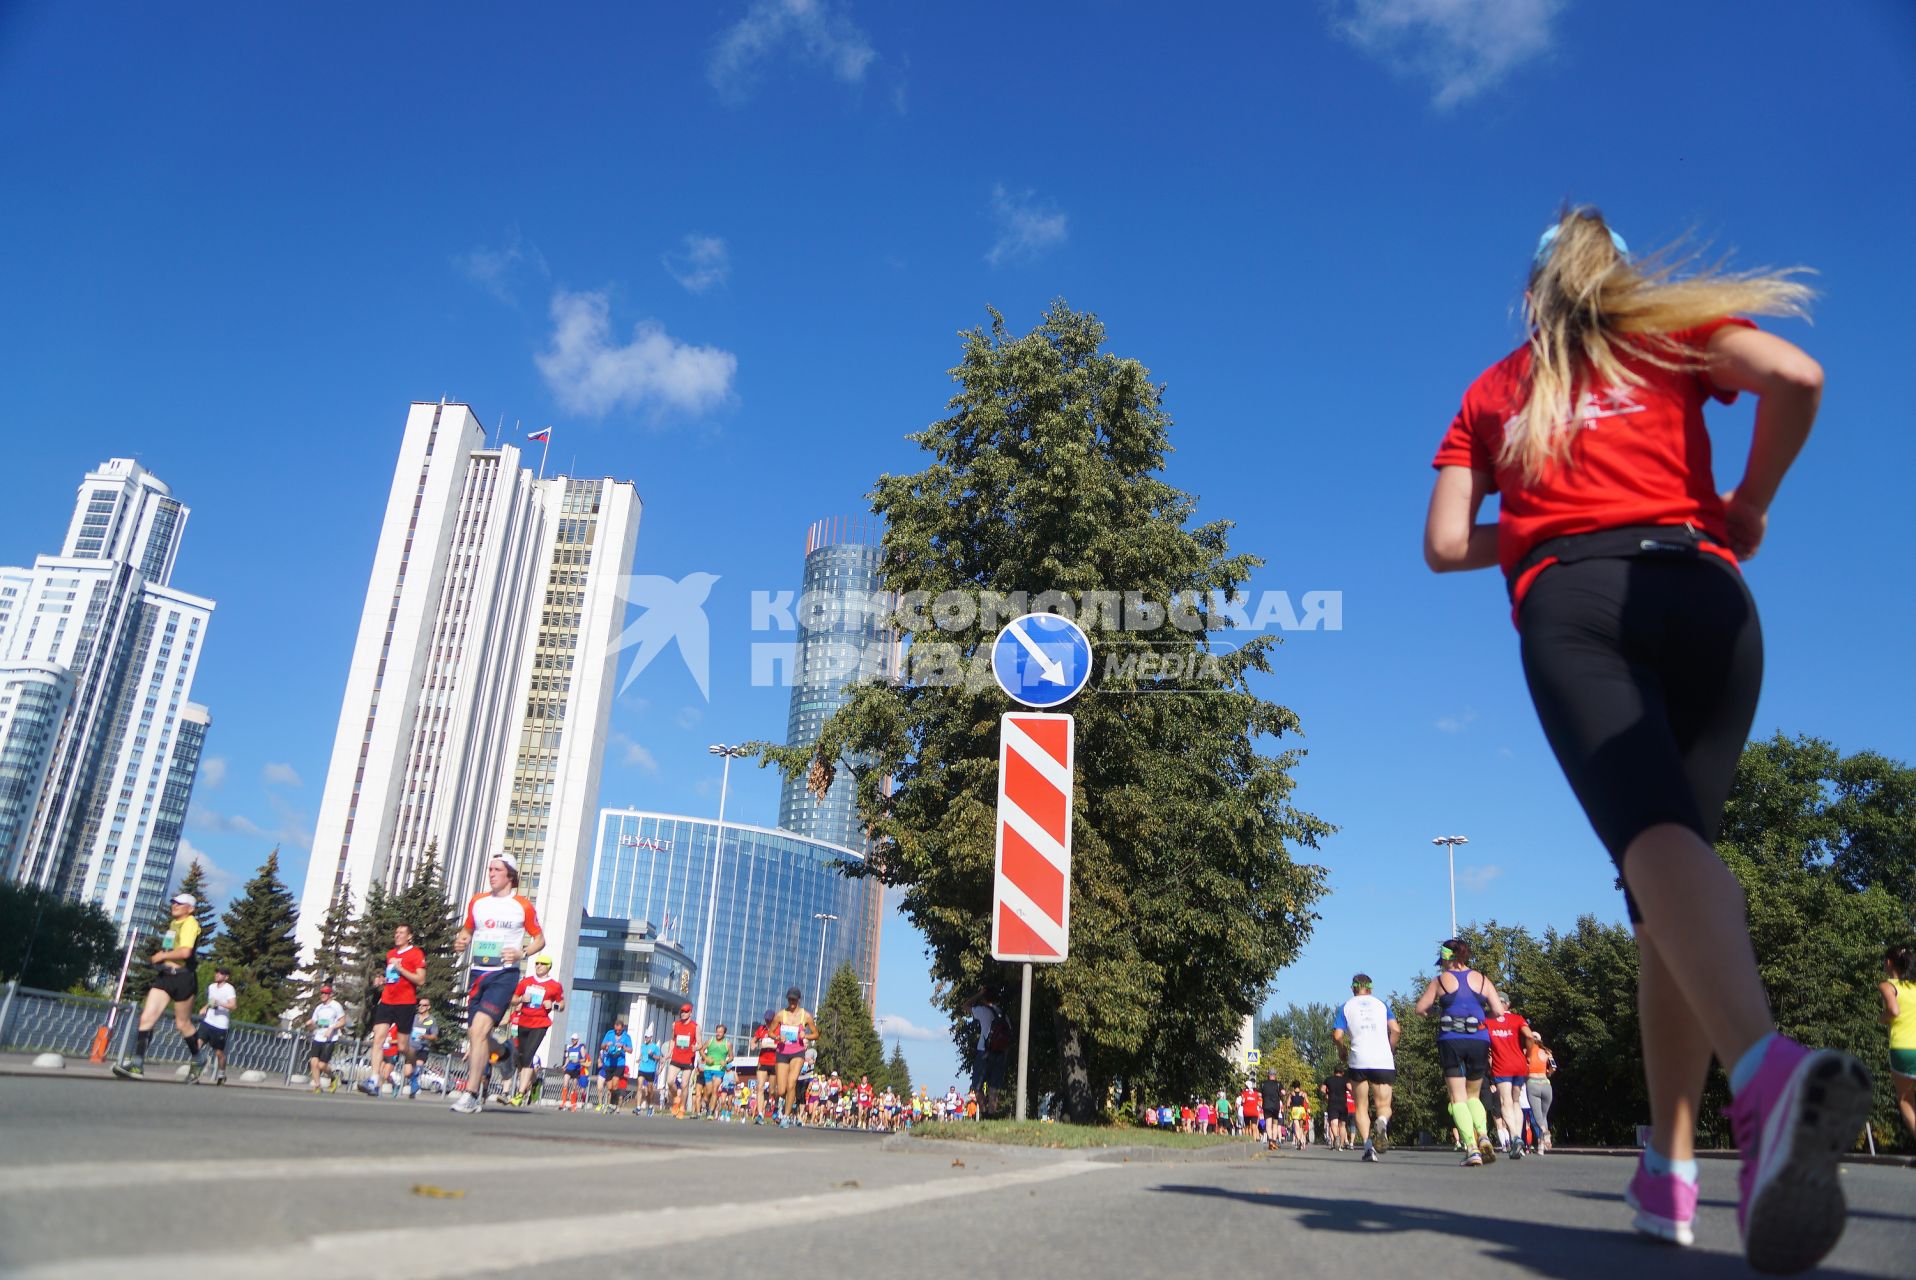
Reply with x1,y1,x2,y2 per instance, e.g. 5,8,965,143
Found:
1431,835,1469,937
812,912,838,1001
695,744,751,1028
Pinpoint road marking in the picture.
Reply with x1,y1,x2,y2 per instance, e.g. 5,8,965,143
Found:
17,1156,1114,1279
0,1142,794,1195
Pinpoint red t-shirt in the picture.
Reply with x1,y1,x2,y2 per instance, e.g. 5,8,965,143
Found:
1432,319,1753,607
1486,1012,1532,1078
670,1018,699,1066
512,977,564,1029
1240,1087,1262,1120
380,945,425,1006
752,1023,777,1070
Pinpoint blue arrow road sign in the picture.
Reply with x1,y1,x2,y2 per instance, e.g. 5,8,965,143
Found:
992,613,1092,708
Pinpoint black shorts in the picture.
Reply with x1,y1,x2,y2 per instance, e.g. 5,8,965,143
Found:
410,1047,431,1064
1438,1039,1490,1080
1347,1068,1397,1085
153,966,196,1003
515,1026,548,1062
373,1002,416,1036
196,1024,229,1050
1518,555,1761,919
311,1040,338,1064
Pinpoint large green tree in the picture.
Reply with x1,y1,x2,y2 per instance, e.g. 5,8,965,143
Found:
885,1042,913,1096
761,302,1331,1119
815,961,885,1085
212,847,301,1024
0,881,121,991
1260,1002,1338,1080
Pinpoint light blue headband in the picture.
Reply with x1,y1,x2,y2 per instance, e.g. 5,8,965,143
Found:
1534,222,1629,268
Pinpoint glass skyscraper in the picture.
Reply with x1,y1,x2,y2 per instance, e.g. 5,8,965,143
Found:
586,809,873,1048
776,518,891,1011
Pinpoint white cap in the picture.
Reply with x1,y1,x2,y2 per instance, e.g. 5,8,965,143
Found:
171,893,196,907
490,853,518,874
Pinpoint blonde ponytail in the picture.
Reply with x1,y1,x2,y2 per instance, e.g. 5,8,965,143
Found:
1504,208,1815,482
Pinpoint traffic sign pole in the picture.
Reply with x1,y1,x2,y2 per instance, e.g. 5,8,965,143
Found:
1017,961,1032,1122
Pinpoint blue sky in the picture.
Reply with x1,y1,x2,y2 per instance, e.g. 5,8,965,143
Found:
3,1,1912,1093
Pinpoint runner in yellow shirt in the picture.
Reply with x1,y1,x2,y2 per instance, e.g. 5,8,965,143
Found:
113,894,206,1081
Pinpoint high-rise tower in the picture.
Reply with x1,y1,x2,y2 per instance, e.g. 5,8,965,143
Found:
0,459,215,935
295,403,640,1003
778,517,891,1003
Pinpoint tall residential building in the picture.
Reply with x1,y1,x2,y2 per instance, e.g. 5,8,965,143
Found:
295,402,640,1008
776,518,891,1005
0,459,215,935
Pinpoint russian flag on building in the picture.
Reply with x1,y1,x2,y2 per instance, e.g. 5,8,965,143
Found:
528,427,552,443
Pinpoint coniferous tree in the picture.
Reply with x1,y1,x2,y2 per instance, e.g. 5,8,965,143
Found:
389,845,467,1034
341,881,394,1032
885,1042,912,1096
294,878,356,1015
213,847,301,1024
815,962,885,1084
127,860,218,998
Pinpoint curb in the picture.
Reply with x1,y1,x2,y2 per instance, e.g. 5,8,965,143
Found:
882,1133,1265,1163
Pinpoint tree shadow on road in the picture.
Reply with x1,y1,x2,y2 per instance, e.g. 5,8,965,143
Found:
1152,1185,1891,1280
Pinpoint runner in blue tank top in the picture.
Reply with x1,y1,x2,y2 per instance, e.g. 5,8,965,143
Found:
1415,938,1506,1167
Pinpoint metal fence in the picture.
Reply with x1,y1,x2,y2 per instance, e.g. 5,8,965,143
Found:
0,981,467,1090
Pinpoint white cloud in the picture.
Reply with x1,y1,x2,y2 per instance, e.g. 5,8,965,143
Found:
709,0,879,103
1434,707,1478,734
675,706,704,731
1458,863,1503,893
535,290,738,419
876,1013,944,1042
611,731,660,774
263,762,302,787
186,799,313,852
986,184,1069,268
177,839,236,901
663,234,731,293
454,231,548,303
1329,0,1562,109
199,756,227,789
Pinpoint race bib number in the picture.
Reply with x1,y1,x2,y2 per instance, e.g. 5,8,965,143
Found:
472,937,505,963
162,929,178,951
675,1034,691,1049
525,986,544,1007
780,1025,800,1044
385,964,400,984
316,1012,336,1028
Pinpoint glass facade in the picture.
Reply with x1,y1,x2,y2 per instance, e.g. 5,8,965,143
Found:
586,810,875,1050
778,536,892,846
570,915,697,1051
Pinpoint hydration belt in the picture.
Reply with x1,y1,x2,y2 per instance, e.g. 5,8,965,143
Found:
1506,523,1722,603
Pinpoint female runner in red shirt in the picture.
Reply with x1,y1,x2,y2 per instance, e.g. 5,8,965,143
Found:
1425,208,1869,1273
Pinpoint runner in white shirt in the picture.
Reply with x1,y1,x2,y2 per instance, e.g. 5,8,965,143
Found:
449,854,544,1115
197,966,238,1086
1333,973,1401,1162
306,985,348,1092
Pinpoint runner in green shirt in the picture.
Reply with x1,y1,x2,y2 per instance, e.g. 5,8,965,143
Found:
699,1025,731,1118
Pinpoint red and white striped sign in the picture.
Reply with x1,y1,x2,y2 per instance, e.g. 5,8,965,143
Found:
991,712,1073,963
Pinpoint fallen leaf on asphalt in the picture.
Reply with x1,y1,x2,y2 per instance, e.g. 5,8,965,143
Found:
950,1158,965,1168
838,1180,861,1188
410,1185,466,1199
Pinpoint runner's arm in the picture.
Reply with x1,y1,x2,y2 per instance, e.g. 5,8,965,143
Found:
1413,978,1440,1017
1424,466,1499,573
398,955,426,985
1882,981,1901,1026
1707,325,1822,557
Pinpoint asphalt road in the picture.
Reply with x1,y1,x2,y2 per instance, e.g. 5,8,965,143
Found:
2,1073,1910,1279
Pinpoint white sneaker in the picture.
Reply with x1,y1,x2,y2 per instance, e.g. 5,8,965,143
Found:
449,1091,483,1114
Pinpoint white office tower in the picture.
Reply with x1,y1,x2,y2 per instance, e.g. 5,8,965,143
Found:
0,459,215,936
297,402,641,1016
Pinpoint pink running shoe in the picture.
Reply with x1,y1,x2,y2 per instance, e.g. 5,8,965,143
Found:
1727,1037,1873,1274
1624,1155,1697,1247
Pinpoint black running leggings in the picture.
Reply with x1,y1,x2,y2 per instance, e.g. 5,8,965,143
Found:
1517,553,1762,920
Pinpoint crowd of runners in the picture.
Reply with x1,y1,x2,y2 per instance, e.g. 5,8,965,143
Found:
99,222,1909,1277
